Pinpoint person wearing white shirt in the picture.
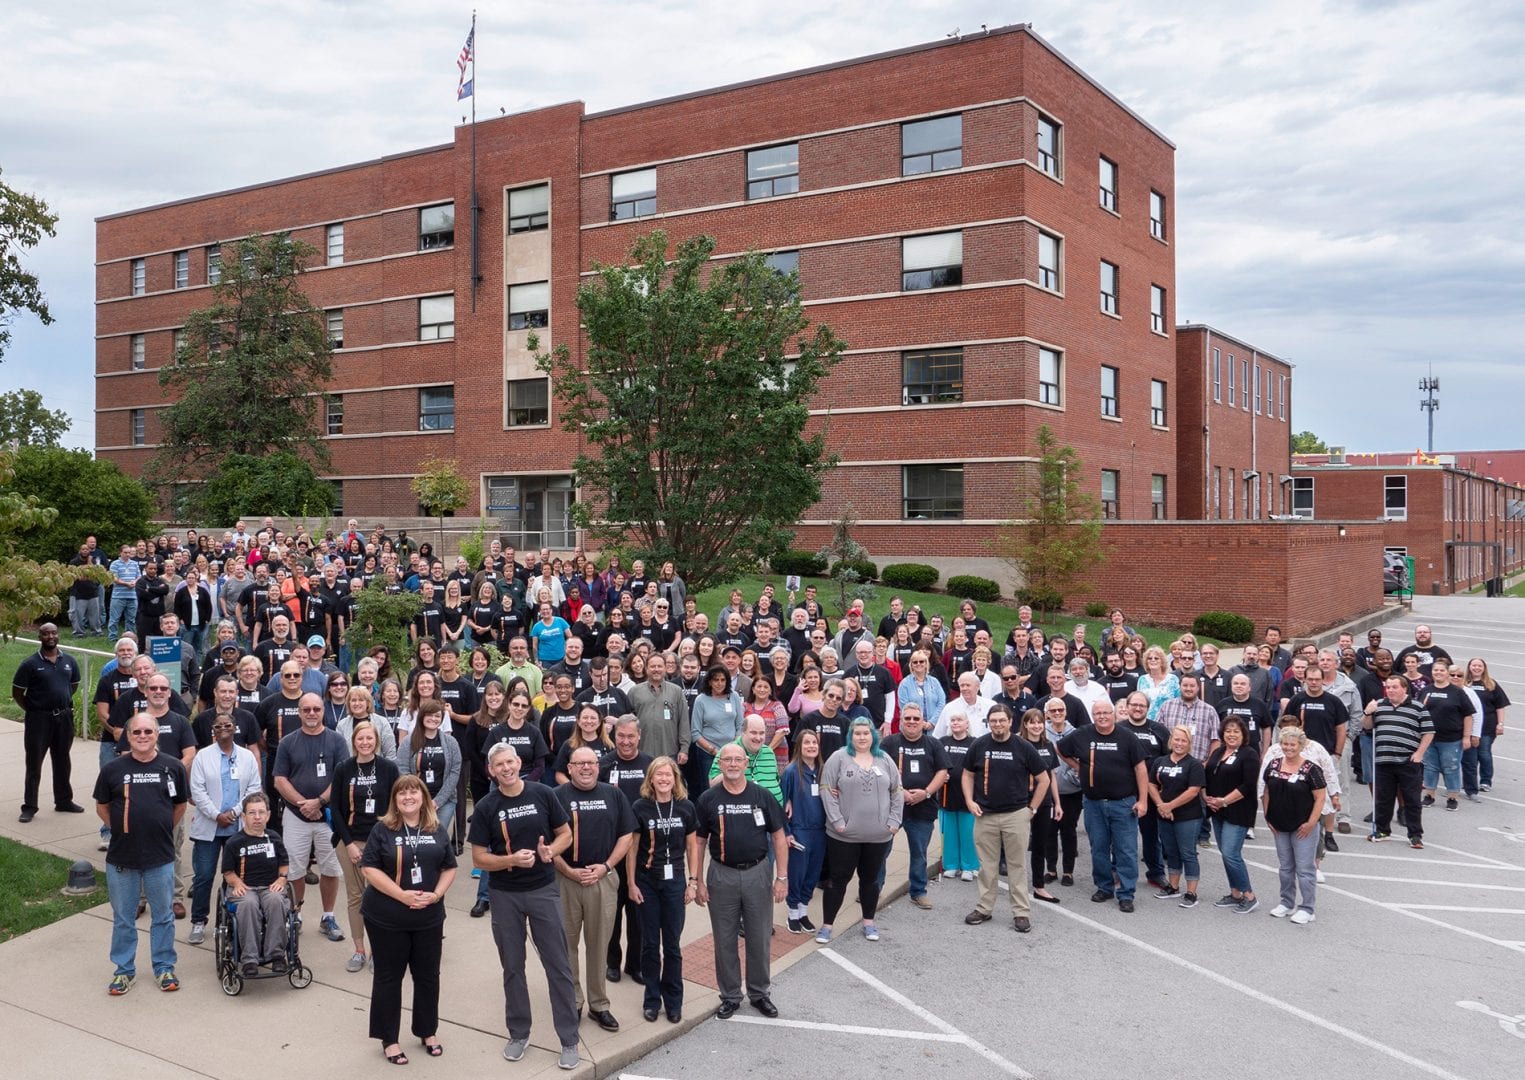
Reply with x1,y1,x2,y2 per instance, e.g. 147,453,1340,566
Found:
1064,658,1110,717
934,673,993,739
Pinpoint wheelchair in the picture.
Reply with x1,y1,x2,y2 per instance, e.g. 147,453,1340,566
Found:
213,883,314,995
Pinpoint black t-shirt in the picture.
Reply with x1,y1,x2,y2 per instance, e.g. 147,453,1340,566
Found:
551,738,614,782
468,782,569,892
938,734,975,813
1122,719,1174,762
1198,668,1232,708
1262,758,1326,832
13,649,79,711
274,728,349,802
331,755,399,845
190,707,261,751
1475,683,1512,738
94,752,189,869
1217,697,1272,749
1025,736,1060,807
1100,671,1140,704
696,780,784,867
222,828,289,888
631,797,698,879
437,676,478,722
599,750,654,806
409,734,452,798
540,702,581,753
554,780,637,868
114,709,196,761
254,637,294,680
361,822,458,930
800,709,848,760
843,663,897,724
1205,745,1260,828
256,694,306,754
1395,644,1453,680
578,685,633,721
1150,754,1206,820
963,734,1048,814
1284,692,1350,755
1057,725,1146,800
94,668,142,741
1420,684,1475,743
485,722,551,782
880,733,949,820
1037,692,1090,730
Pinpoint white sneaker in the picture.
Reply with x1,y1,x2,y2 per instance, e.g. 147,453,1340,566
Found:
1290,909,1315,926
1269,904,1292,918
942,870,957,879
960,871,975,882
1315,869,1326,884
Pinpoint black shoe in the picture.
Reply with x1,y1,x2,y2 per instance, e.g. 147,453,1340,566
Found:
1091,890,1113,903
1146,877,1169,891
588,1009,620,1032
751,997,779,1018
798,915,816,932
716,1000,739,1019
242,962,258,978
55,802,86,813
1060,874,1074,887
787,916,803,934
1422,794,1436,807
606,965,621,983
643,1006,659,1022
18,809,35,823
270,957,288,974
1324,834,1339,852
666,1007,682,1023
470,899,489,918
1118,900,1135,913
625,967,644,985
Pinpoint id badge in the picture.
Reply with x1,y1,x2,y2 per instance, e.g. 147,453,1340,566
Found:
663,706,672,721
810,783,819,797
909,760,920,774
364,798,376,815
228,766,239,780
410,864,423,885
166,778,177,797
753,807,765,827
425,769,435,785
664,863,674,881
316,762,327,778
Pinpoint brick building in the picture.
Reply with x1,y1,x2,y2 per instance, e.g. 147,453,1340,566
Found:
96,24,1190,554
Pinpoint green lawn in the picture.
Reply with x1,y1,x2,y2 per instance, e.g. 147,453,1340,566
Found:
0,636,113,729
0,836,107,942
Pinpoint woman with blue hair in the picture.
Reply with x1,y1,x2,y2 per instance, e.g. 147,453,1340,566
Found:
816,716,904,944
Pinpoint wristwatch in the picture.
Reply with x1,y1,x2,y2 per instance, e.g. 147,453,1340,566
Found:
774,875,786,883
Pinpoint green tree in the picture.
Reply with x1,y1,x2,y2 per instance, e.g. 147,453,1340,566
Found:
818,506,876,618
993,425,1105,616
0,388,70,447
1291,430,1328,454
146,233,333,491
0,448,109,638
0,170,57,362
2,446,153,563
536,230,844,591
410,457,469,558
195,451,337,524
343,579,422,674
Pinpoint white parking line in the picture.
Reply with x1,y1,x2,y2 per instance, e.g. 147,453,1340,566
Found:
727,1015,966,1042
1480,793,1525,809
1424,841,1525,869
1243,844,1523,872
1393,904,1525,915
1324,872,1525,892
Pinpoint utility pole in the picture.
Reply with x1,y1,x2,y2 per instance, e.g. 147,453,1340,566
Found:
1419,369,1439,454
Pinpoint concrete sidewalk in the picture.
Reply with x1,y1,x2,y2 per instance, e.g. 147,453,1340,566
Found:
0,719,925,1078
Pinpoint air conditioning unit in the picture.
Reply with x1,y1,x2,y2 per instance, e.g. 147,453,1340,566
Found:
1328,446,1346,465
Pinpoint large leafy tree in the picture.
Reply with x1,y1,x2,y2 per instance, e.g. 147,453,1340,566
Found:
147,233,333,491
993,425,1105,616
0,388,70,447
0,169,57,363
196,451,337,524
1290,430,1328,454
2,447,154,563
0,448,111,637
537,231,844,591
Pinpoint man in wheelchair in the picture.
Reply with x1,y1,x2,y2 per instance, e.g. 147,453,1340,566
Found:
221,792,292,977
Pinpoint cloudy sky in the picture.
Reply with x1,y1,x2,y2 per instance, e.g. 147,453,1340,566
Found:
3,0,1522,453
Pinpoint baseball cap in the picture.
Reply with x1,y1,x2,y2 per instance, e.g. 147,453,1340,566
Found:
306,635,326,648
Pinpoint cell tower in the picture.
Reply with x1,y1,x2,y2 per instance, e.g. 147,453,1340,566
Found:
1419,369,1439,453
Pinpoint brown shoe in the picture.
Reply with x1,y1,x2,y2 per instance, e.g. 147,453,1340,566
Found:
964,910,992,925
173,901,187,920
1013,917,1032,933
910,895,933,910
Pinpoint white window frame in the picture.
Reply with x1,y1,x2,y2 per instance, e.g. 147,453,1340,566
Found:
1099,156,1118,212
1150,379,1167,427
173,250,188,289
1254,362,1262,414
326,223,344,265
206,245,221,286
326,309,344,348
1100,364,1119,418
418,295,454,340
130,409,146,446
1279,374,1287,419
1099,260,1118,315
1212,348,1222,403
1240,358,1250,408
1037,231,1061,291
326,394,343,436
1291,477,1314,519
130,334,145,370
131,258,146,296
1384,474,1408,521
1038,347,1063,406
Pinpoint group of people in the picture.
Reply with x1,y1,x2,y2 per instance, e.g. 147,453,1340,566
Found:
16,520,1510,1065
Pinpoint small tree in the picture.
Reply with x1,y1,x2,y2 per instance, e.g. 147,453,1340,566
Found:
343,579,422,673
0,388,70,447
458,518,491,577
818,506,876,618
1291,430,1329,454
196,451,336,524
411,457,469,558
994,425,1105,617
0,169,58,363
0,448,110,637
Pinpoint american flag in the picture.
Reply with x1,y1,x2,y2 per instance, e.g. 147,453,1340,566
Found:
456,26,474,100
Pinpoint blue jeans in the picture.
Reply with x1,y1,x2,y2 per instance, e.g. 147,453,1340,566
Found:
939,809,978,873
99,741,117,841
180,624,207,657
1159,817,1202,881
1423,741,1462,794
107,861,177,977
435,801,456,836
1212,819,1253,894
786,826,826,910
1478,735,1496,788
901,816,935,899
635,872,687,1012
190,835,232,926
1359,732,1374,785
1082,796,1140,901
107,592,137,639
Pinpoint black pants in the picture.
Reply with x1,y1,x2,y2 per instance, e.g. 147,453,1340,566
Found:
1029,801,1058,886
822,837,890,925
635,871,686,1011
22,710,74,812
1044,791,1081,874
606,863,643,974
365,917,443,1045
1375,761,1424,841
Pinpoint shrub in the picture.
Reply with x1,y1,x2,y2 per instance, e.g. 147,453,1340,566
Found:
829,558,878,582
881,563,940,591
771,549,828,577
1193,611,1255,644
1084,601,1110,618
948,575,1002,604
1016,586,1062,613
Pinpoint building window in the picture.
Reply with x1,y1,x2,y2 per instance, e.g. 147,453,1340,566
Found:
1212,348,1222,403
506,378,550,427
1291,477,1314,518
130,409,145,446
1038,231,1061,291
1099,156,1118,212
419,295,454,340
130,334,146,370
903,464,964,520
1036,114,1061,178
1227,353,1236,402
1100,365,1119,418
1150,379,1167,427
419,203,455,250
901,231,962,291
902,115,962,175
1213,467,1222,518
508,281,549,330
1227,468,1236,519
173,250,189,289
419,386,455,431
1385,475,1408,520
326,309,343,348
326,395,343,436
1279,375,1287,419
1254,363,1262,413
1151,474,1167,519
1038,347,1062,406
1240,358,1250,408
765,250,799,277
1101,469,1120,519
902,348,963,405
171,329,186,362
1150,190,1166,239
1151,285,1166,333
1266,369,1275,418
508,184,549,233
747,143,799,198
1099,260,1118,315
611,168,656,220
206,245,221,285
131,258,146,296
328,480,343,515
326,223,344,265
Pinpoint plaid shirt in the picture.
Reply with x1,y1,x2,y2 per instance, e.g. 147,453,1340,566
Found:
1155,697,1221,760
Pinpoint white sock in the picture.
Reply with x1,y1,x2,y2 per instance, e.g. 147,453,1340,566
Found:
323,911,334,919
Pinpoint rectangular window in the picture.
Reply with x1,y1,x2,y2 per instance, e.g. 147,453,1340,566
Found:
1213,466,1222,519
506,378,550,427
1099,260,1118,315
1101,469,1120,519
508,184,549,233
747,143,800,198
328,480,343,516
901,348,963,405
1036,114,1060,178
326,395,343,436
1291,477,1314,518
130,409,145,446
1038,347,1062,406
419,203,455,250
508,281,549,330
206,245,221,285
611,168,656,220
1037,231,1061,291
1279,374,1287,419
1384,475,1408,520
1150,190,1166,239
1099,156,1118,212
326,309,343,348
1254,363,1262,413
419,386,455,431
764,250,799,277
1151,474,1167,519
1100,364,1119,418
326,223,344,265
901,231,962,291
902,115,962,176
1241,358,1250,408
173,250,188,289
1266,369,1275,417
1151,285,1166,333
419,295,454,340
903,464,964,520
130,334,145,370
1228,468,1236,519
131,258,145,296
1151,379,1167,426
1212,348,1222,402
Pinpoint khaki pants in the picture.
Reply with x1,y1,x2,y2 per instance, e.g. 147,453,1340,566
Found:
973,807,1032,918
174,817,190,901
339,841,367,946
560,873,617,1012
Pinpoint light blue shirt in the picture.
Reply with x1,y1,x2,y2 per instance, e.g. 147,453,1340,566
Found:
217,748,241,836
110,557,142,587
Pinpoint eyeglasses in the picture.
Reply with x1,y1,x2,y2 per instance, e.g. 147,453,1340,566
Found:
282,672,302,679
146,685,171,692
128,728,158,736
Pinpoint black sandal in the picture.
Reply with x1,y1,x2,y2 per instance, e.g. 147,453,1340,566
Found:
422,1038,443,1057
384,1046,409,1065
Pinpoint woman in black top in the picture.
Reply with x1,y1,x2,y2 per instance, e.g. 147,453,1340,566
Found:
626,756,699,1024
323,671,351,729
550,704,614,783
1020,709,1061,904
1148,726,1206,908
360,775,457,1064
466,581,500,647
332,720,400,973
1204,716,1259,912
1464,657,1509,794
1261,727,1326,923
439,580,466,647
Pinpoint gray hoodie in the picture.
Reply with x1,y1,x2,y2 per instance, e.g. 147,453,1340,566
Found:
820,748,905,843
1043,721,1082,796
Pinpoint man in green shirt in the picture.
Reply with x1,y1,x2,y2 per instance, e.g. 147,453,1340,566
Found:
709,715,782,806
494,636,542,699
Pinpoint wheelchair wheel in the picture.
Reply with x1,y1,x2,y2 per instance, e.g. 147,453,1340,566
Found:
220,966,243,996
289,964,314,989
